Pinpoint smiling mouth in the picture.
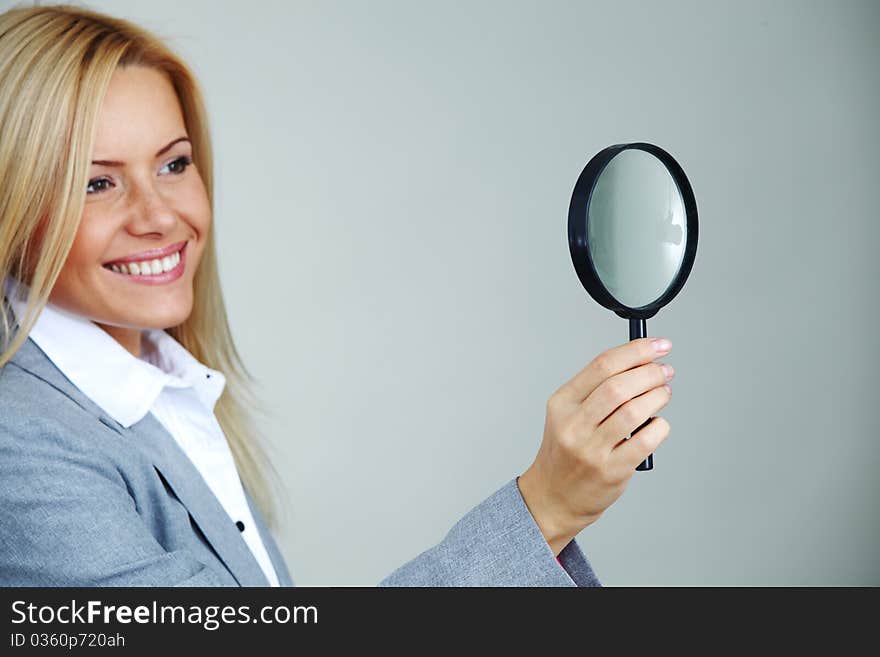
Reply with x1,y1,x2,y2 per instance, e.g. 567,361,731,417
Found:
102,242,187,277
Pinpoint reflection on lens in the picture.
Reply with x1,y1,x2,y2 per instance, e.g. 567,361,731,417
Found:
586,149,687,308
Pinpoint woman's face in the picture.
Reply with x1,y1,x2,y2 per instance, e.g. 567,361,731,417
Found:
46,64,210,355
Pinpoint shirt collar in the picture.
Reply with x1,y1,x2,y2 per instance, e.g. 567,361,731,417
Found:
3,275,226,428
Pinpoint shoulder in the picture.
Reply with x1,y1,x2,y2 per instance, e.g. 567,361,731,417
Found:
0,355,55,404
0,358,84,430
0,357,121,473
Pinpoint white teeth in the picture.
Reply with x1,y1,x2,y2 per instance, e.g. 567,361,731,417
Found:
108,248,181,276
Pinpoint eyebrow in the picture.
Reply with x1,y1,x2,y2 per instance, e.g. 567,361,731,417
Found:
91,136,190,167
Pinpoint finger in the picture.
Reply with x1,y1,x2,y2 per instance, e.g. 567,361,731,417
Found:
580,360,673,430
553,337,672,406
610,415,671,471
597,383,672,450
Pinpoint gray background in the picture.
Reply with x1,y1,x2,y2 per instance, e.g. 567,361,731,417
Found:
10,0,878,585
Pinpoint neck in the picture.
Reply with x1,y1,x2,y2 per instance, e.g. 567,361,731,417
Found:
95,323,143,359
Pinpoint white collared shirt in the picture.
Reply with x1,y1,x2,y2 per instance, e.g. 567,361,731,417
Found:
3,275,279,586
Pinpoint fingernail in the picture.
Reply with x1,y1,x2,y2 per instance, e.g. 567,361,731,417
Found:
661,364,674,380
664,384,672,394
652,338,671,353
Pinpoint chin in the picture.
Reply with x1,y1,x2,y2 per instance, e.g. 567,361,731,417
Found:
157,309,193,330
127,305,193,331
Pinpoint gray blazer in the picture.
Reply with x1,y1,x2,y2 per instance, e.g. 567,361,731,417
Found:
0,316,600,587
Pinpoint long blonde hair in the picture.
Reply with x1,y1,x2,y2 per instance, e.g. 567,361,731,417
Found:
0,3,282,529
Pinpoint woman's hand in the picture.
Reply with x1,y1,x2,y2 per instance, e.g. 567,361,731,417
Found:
517,337,674,555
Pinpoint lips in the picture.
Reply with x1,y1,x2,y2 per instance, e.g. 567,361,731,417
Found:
103,240,187,267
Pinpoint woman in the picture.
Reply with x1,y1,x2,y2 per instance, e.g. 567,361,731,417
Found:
0,4,674,586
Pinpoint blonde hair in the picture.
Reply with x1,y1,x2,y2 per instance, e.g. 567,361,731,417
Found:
0,3,283,529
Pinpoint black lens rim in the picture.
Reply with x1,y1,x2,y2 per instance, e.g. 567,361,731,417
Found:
567,142,699,320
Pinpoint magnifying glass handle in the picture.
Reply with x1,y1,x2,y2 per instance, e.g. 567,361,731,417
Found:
632,417,654,471
629,318,655,471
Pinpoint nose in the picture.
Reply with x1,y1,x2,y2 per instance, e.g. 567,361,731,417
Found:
124,179,178,234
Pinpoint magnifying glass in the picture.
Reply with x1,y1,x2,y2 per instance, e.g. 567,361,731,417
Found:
567,142,698,471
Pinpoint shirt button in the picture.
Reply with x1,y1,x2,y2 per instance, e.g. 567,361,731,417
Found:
206,373,211,378
235,520,245,532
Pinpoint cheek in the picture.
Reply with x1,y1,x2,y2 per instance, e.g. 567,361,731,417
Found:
65,212,114,268
184,173,211,234
42,212,112,309
194,198,212,236
24,213,105,284
166,179,211,275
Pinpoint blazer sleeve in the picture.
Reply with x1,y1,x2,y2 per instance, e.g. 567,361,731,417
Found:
378,477,602,587
0,415,226,586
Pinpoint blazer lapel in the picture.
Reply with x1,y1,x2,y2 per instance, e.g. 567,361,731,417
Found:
244,488,295,586
8,332,270,587
122,411,270,587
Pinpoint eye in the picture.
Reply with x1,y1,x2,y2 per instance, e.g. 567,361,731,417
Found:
161,155,193,176
86,177,113,195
